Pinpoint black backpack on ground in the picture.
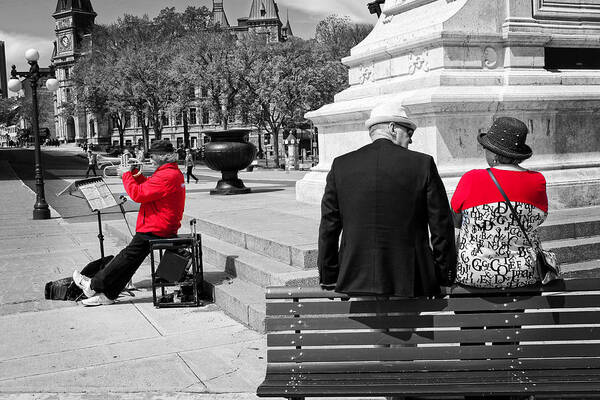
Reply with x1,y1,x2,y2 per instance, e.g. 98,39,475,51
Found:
45,255,114,301
44,278,83,301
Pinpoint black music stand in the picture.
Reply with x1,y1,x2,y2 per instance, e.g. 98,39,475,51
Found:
57,177,125,259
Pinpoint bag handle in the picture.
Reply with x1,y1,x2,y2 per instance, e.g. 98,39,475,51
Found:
486,168,536,249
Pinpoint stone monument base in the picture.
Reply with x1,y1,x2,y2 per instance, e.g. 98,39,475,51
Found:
297,0,600,210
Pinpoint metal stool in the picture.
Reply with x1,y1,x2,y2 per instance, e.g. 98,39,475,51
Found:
149,228,204,308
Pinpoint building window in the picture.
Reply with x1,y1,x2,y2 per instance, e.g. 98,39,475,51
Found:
177,137,184,148
64,68,70,80
125,139,132,147
201,87,208,98
175,112,183,126
161,112,169,126
189,108,197,125
113,140,119,146
202,110,210,125
191,137,197,148
65,88,72,102
188,86,196,99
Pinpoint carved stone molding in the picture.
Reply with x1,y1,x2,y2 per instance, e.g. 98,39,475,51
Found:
533,0,600,21
483,46,498,69
408,51,430,74
383,0,437,15
382,13,394,24
359,64,375,84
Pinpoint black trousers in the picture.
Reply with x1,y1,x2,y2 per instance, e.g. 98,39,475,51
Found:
85,164,97,177
186,166,198,183
90,232,160,299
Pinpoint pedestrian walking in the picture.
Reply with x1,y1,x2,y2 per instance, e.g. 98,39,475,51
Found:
85,149,97,178
185,148,199,184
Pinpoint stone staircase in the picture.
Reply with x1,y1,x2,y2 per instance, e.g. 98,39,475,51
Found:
539,207,600,277
105,206,600,333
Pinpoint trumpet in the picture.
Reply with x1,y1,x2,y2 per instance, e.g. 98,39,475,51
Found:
120,152,142,170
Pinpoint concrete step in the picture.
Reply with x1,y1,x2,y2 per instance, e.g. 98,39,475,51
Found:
539,206,600,241
202,234,318,288
561,259,600,279
203,263,266,333
104,219,269,331
193,209,318,269
122,209,319,270
545,236,600,265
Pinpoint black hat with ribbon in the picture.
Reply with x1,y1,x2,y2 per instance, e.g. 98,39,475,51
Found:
478,117,532,160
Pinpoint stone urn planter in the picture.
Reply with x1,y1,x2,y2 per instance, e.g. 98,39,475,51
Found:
202,129,257,195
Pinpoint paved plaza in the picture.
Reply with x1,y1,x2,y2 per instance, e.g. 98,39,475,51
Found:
2,146,600,399
0,148,283,400
1,147,377,399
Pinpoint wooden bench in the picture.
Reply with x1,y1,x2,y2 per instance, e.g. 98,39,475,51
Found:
257,279,600,399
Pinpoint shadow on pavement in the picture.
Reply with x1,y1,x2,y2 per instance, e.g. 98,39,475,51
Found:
244,188,285,194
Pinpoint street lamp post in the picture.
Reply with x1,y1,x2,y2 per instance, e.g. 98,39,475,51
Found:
8,49,60,220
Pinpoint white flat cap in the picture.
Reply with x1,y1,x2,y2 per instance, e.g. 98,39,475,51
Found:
365,102,417,130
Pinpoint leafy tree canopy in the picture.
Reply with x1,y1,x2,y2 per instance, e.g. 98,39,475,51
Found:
69,7,372,159
315,15,373,60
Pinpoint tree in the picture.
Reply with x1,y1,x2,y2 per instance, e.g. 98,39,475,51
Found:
154,6,212,36
155,6,215,147
70,9,211,148
0,97,19,126
114,14,182,140
315,15,373,61
238,35,348,167
179,29,248,130
8,88,55,141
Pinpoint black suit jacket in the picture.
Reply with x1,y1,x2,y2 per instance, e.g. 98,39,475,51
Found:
318,139,456,297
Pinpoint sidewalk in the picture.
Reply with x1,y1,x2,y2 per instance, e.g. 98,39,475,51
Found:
0,161,266,399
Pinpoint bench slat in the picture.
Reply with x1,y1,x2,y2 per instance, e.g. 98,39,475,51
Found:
266,357,600,373
257,381,600,397
266,310,600,331
267,326,600,347
265,279,600,299
261,368,600,382
267,343,600,363
266,294,600,316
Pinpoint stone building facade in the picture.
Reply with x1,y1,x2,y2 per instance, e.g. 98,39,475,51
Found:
52,0,110,145
50,0,294,149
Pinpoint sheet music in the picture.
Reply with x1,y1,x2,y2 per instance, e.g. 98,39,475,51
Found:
75,178,118,211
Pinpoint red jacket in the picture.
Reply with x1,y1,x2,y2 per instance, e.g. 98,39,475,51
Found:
122,163,185,238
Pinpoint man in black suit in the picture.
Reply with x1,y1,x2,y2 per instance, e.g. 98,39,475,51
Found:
318,102,456,297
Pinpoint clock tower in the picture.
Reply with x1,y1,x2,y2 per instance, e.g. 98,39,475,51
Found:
52,0,98,144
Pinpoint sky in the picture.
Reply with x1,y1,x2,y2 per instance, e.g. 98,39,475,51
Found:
0,0,373,88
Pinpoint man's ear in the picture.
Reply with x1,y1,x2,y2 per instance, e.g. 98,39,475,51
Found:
388,122,395,132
